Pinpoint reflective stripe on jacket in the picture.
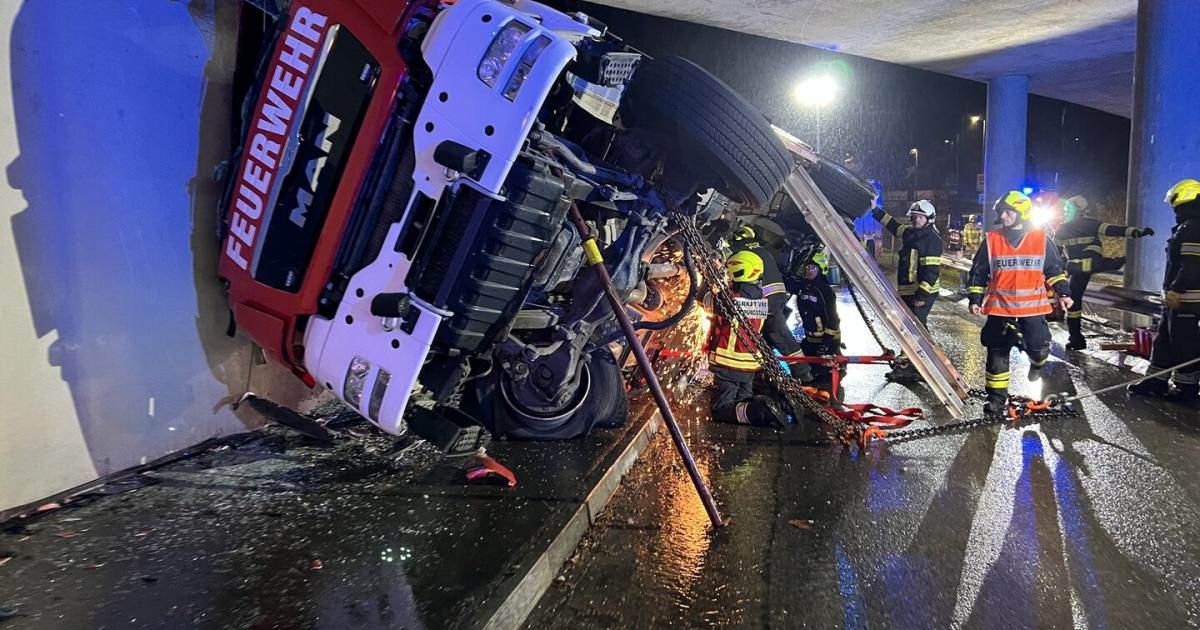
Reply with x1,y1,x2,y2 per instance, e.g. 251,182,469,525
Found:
708,293,768,371
982,230,1053,316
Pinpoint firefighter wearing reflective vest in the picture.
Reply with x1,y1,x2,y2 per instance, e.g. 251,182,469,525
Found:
962,214,984,257
1128,179,1200,403
871,199,943,328
1055,194,1155,350
728,226,813,382
967,191,1073,414
789,251,842,389
707,250,788,427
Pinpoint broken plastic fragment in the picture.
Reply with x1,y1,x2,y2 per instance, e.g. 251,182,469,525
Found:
466,453,517,487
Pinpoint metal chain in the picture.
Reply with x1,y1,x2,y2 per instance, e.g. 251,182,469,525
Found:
845,280,895,356
670,210,860,442
885,404,1078,442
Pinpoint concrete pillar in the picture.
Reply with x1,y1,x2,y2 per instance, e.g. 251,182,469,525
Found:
982,76,1028,228
1125,0,1200,292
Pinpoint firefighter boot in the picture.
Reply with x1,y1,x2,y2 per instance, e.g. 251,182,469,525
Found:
1066,317,1087,351
748,395,789,428
983,390,1008,416
1165,382,1200,404
1128,377,1170,397
886,357,921,383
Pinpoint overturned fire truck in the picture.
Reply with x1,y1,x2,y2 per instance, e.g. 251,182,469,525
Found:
217,0,878,446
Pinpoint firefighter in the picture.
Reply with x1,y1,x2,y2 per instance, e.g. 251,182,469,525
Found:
962,214,984,257
871,199,944,328
706,250,789,426
967,191,1073,415
790,251,842,390
728,225,813,382
1128,179,1200,403
1054,194,1155,350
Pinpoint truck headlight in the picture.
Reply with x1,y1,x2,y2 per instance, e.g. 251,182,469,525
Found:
344,356,371,408
478,20,531,88
368,369,391,421
503,35,552,101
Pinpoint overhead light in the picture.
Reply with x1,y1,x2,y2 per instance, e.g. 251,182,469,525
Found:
792,75,838,107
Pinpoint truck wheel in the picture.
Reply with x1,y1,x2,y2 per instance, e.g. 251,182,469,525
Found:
472,349,628,440
805,157,876,219
618,56,791,208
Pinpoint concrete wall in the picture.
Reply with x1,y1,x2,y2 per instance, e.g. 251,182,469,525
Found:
0,0,320,512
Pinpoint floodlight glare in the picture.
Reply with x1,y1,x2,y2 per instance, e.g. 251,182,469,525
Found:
792,75,838,107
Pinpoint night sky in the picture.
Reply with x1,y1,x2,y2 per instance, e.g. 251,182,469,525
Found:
556,2,1133,214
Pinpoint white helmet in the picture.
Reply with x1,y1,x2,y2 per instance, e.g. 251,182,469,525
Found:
908,199,936,220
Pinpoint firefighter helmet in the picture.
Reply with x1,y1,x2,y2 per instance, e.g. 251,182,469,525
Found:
994,190,1034,221
908,199,936,220
732,225,757,241
1165,179,1200,208
1062,195,1089,221
808,251,830,275
726,250,764,283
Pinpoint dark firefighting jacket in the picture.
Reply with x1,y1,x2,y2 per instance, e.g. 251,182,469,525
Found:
1164,205,1200,314
966,225,1071,311
872,208,944,301
793,276,841,350
1056,216,1144,272
728,238,787,303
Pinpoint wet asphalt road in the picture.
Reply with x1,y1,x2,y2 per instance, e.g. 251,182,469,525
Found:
0,404,653,629
529,290,1200,629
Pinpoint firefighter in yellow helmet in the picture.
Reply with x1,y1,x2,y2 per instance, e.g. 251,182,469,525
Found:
1128,179,1200,403
727,224,813,382
788,249,843,392
966,191,1073,414
706,250,788,427
1055,194,1155,350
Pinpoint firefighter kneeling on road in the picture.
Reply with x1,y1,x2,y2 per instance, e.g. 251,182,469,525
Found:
1055,194,1155,350
787,251,843,392
1128,179,1200,403
728,225,814,383
707,250,789,427
967,191,1073,415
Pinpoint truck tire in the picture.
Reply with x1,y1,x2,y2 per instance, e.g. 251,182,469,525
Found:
618,56,791,208
806,157,876,219
471,349,628,440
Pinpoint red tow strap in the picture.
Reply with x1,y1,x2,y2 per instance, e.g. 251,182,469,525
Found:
840,403,923,428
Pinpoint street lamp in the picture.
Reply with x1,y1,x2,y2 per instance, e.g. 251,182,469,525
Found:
909,147,920,201
969,115,982,126
792,75,839,153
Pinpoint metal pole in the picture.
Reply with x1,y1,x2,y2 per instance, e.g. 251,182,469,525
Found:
568,203,725,528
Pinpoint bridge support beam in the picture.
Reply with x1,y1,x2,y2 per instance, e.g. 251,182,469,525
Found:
983,75,1028,228
1125,0,1200,292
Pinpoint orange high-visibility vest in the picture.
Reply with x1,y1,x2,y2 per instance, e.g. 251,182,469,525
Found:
983,230,1053,317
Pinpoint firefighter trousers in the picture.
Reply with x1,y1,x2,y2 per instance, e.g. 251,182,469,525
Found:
1065,255,1122,341
710,366,756,422
902,294,935,329
800,340,840,386
981,315,1051,402
709,366,781,426
1146,310,1200,387
763,296,811,381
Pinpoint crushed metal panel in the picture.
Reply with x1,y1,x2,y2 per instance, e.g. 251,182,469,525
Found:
777,154,969,419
